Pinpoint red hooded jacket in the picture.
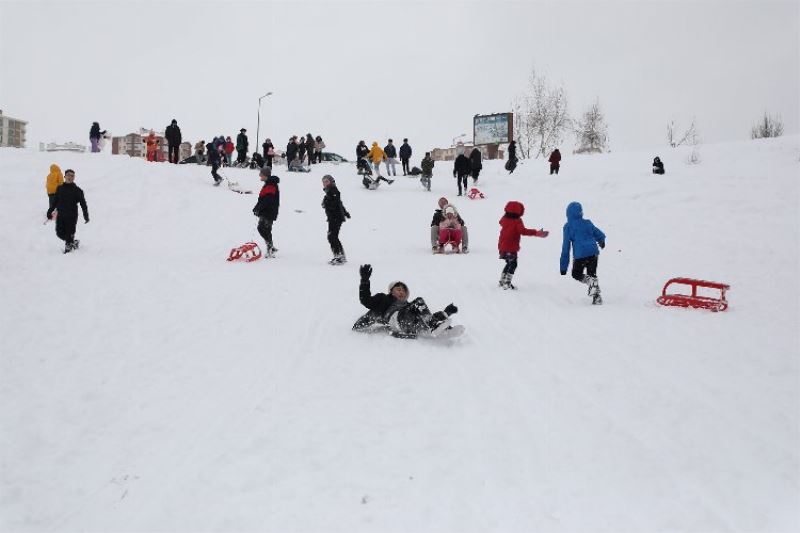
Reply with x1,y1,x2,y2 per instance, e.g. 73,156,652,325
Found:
498,201,546,253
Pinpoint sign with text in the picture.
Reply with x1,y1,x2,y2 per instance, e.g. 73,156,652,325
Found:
473,113,513,145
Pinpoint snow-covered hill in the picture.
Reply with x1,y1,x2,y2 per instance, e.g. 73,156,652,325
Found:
1,137,798,532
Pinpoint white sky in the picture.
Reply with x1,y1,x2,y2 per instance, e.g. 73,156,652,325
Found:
1,0,797,157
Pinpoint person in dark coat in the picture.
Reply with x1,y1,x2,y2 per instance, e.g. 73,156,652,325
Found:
548,148,562,175
384,139,398,176
206,140,223,185
506,141,518,173
321,175,351,265
89,122,107,153
469,147,482,183
298,137,307,164
252,166,280,256
305,134,315,164
165,119,182,163
46,169,89,253
262,138,275,168
236,129,249,165
286,136,299,166
453,153,471,196
652,156,665,175
352,264,458,338
356,140,369,161
399,138,412,176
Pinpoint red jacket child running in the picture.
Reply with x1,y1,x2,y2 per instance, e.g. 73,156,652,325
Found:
497,201,548,289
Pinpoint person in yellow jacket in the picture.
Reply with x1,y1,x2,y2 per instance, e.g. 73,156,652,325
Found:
368,141,386,177
45,163,64,216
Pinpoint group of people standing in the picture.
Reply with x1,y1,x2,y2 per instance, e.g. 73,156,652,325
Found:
285,134,326,169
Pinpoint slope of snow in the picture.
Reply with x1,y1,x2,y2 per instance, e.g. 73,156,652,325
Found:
1,137,798,532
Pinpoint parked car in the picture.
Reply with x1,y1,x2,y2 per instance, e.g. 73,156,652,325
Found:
320,152,348,163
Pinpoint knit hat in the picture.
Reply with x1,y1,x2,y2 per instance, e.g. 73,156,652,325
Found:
388,281,409,294
444,206,455,216
322,174,335,186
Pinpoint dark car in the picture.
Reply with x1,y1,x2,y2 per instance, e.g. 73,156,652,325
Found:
320,152,348,163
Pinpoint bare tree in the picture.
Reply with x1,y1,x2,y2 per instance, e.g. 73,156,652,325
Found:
667,117,698,148
751,112,784,139
512,69,570,158
574,99,609,154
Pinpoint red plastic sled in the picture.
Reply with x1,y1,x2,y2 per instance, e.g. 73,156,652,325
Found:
467,188,485,199
657,277,730,312
227,242,262,262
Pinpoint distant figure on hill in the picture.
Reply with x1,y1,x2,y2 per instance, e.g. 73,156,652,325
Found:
286,136,299,167
652,156,665,175
453,152,471,196
399,138,412,176
314,135,325,164
305,134,316,164
262,138,275,168
549,148,561,175
559,201,606,305
236,129,249,166
368,141,386,177
46,168,89,254
165,119,182,164
89,122,106,153
206,140,223,185
384,139,398,176
145,131,159,162
420,152,434,191
506,141,518,173
45,163,64,217
469,147,482,183
194,140,205,164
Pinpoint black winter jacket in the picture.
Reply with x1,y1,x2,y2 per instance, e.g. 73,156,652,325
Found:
399,142,412,159
47,182,88,221
252,176,280,220
359,278,400,316
384,144,397,158
356,144,369,160
453,154,471,176
89,123,106,140
165,124,182,145
322,184,349,223
286,141,298,161
206,143,220,164
469,148,482,170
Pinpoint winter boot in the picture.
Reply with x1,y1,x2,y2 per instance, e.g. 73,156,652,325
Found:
587,277,602,305
499,273,516,290
72,239,80,250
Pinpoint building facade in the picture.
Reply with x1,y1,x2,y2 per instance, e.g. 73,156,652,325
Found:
0,110,27,148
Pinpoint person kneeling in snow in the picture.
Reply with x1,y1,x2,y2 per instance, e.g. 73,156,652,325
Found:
352,264,457,339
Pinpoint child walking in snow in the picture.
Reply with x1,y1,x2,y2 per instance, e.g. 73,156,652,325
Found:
252,166,280,257
497,201,549,289
321,174,351,265
46,169,89,254
559,201,606,304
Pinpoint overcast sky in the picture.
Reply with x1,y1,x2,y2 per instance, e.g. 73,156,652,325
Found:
1,0,797,157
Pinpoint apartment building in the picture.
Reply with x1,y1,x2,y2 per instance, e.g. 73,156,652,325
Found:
0,110,27,148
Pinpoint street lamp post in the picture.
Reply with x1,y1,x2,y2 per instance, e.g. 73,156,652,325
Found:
256,91,273,157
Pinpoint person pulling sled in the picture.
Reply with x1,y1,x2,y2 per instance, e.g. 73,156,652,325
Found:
352,264,460,339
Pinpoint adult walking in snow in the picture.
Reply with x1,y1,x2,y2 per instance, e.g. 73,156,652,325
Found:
453,152,471,196
206,140,223,185
89,122,106,153
352,264,458,339
286,136,299,166
165,119,182,163
236,129,249,166
47,169,89,254
368,141,386,177
549,148,561,175
469,147,482,183
45,163,64,217
321,174,351,265
384,139,398,177
420,152,434,191
399,138,412,176
252,166,280,257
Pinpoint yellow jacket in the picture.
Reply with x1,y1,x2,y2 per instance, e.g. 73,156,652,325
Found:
46,164,64,195
368,142,385,163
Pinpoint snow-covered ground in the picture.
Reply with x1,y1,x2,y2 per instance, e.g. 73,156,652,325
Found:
1,137,798,532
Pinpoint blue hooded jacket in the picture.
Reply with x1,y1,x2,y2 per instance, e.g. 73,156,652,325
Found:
560,202,606,273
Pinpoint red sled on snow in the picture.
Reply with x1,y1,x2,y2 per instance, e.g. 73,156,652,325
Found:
227,242,262,262
656,277,730,312
467,188,485,199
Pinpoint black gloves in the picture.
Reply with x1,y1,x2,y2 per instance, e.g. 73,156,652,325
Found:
359,264,372,279
345,211,351,219
599,241,605,249
444,303,458,315
560,271,567,276
84,218,90,224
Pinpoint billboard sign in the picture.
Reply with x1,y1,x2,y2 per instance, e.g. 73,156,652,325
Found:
473,113,513,145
